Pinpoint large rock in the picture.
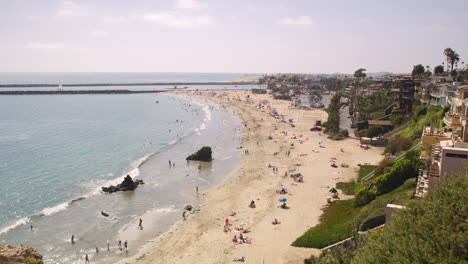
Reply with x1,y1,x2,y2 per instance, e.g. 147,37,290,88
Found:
0,245,43,264
186,146,212,162
102,175,144,193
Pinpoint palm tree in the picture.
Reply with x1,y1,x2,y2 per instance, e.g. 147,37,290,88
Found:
444,48,460,74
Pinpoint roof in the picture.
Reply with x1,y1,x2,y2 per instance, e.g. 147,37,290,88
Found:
368,120,393,126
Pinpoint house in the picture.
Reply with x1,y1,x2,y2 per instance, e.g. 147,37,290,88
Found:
415,141,468,198
443,85,468,141
393,77,416,115
429,83,458,107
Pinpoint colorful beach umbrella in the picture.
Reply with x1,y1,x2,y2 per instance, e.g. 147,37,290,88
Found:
329,188,338,193
278,198,287,202
277,184,283,187
290,168,296,171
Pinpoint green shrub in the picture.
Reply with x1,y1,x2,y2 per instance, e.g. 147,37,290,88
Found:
328,133,344,141
340,129,349,137
389,114,405,126
354,186,377,207
384,136,412,154
374,159,419,195
25,257,37,264
321,121,327,127
370,112,385,120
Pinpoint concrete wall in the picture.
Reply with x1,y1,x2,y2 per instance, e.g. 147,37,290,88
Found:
440,147,468,179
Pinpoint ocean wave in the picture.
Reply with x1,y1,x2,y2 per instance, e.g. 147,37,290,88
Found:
0,217,29,235
41,202,70,216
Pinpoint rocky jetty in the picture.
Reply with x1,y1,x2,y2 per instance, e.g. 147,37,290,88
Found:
102,175,144,193
186,146,212,162
0,245,43,264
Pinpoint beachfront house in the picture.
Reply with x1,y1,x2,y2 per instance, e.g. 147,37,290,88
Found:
393,77,416,115
428,83,458,107
443,85,468,141
415,141,468,198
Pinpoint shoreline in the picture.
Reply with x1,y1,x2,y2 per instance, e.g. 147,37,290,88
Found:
118,90,384,264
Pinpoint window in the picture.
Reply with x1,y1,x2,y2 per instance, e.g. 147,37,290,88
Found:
446,153,468,159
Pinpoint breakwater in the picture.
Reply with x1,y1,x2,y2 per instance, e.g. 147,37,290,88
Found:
0,82,254,88
0,90,163,95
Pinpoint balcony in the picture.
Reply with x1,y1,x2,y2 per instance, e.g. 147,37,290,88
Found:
443,112,462,127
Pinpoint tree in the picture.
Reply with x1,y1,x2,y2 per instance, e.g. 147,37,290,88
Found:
434,65,444,74
366,125,383,139
411,64,425,76
352,174,468,264
354,68,367,79
444,48,460,75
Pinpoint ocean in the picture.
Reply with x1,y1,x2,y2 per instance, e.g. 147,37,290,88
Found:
0,73,253,263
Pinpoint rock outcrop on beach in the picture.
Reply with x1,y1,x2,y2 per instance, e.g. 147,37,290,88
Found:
102,175,144,193
186,146,212,162
0,245,43,264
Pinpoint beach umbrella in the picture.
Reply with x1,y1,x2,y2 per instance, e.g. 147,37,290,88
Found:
277,184,283,187
329,188,338,193
271,165,276,168
288,119,293,123
241,222,248,226
278,198,287,202
290,168,296,172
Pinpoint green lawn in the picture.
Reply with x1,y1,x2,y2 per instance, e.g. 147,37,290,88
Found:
292,199,361,248
336,181,356,195
336,165,377,195
293,176,416,249
358,165,377,182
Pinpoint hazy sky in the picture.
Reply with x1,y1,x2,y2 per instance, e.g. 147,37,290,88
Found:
1,0,467,73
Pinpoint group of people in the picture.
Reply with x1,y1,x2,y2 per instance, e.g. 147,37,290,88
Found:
291,173,304,182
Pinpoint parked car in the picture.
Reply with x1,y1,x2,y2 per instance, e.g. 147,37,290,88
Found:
310,126,323,131
350,123,356,129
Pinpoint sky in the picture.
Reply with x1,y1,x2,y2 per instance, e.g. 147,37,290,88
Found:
1,0,467,74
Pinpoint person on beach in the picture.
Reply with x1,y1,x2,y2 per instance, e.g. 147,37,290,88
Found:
85,254,90,264
169,160,171,167
107,240,110,251
225,218,229,226
182,211,187,220
30,225,33,232
249,200,256,208
96,247,99,254
71,235,75,244
198,164,201,171
232,235,237,242
272,218,280,225
124,240,128,252
118,240,122,251
138,218,143,230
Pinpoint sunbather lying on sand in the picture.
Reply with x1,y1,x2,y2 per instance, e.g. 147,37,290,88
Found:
233,257,245,262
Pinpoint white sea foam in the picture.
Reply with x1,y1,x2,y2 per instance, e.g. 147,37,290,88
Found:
0,217,28,235
42,202,70,216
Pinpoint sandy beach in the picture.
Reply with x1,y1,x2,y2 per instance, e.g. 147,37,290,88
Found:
124,90,384,264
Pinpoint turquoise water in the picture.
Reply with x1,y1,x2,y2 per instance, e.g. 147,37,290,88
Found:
0,73,244,263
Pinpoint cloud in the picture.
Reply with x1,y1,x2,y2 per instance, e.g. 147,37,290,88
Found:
25,43,65,49
175,0,207,9
56,1,84,18
89,30,108,37
279,16,313,26
142,12,213,28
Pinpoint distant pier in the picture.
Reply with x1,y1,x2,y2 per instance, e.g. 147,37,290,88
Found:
0,81,254,88
0,90,163,95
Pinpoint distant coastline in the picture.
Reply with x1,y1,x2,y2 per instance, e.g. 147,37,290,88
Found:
0,81,256,88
